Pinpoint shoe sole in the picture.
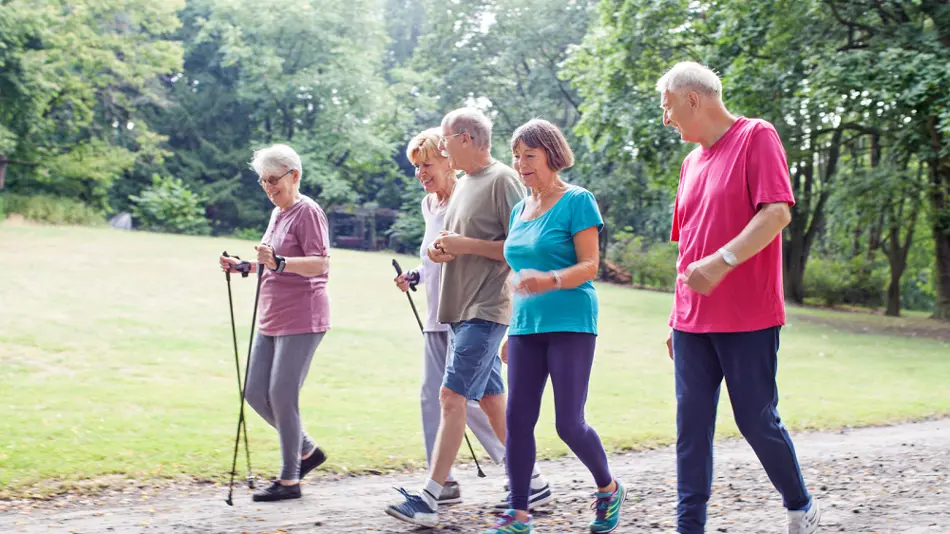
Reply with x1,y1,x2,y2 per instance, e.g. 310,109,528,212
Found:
385,507,438,528
438,497,463,506
252,493,301,502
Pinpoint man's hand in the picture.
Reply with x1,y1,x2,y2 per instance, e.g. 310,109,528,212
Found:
254,244,277,271
426,242,456,263
433,231,469,257
679,252,733,296
666,330,673,361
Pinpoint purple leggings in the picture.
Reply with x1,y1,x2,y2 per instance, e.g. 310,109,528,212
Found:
506,332,613,511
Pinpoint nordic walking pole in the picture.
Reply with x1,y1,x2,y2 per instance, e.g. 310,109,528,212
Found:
223,252,253,491
392,258,486,478
226,261,264,506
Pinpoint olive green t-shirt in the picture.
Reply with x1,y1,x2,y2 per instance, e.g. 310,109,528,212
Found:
438,160,527,325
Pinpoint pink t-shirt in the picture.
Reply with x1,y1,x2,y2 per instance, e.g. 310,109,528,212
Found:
669,117,796,334
258,195,331,336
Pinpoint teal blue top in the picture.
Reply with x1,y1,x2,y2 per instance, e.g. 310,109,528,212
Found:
503,186,604,336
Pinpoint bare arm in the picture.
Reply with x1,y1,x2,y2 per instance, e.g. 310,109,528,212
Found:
680,202,792,295
513,226,600,293
554,226,599,288
722,202,792,264
456,237,506,262
282,255,330,277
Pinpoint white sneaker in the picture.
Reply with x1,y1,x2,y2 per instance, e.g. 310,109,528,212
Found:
786,498,820,534
494,474,554,511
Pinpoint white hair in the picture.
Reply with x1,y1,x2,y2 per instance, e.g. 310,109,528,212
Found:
249,143,303,180
442,107,493,150
656,61,722,98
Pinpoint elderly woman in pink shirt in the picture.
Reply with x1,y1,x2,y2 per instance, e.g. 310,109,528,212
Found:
218,144,331,502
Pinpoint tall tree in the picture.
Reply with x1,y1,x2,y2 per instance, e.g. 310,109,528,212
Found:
0,0,184,207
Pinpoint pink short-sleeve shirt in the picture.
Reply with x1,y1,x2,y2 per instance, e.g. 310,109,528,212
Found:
257,195,331,336
670,117,796,334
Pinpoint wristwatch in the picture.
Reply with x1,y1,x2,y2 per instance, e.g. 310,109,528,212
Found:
719,248,738,267
274,254,287,273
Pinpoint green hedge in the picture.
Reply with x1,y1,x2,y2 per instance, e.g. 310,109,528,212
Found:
1,194,105,226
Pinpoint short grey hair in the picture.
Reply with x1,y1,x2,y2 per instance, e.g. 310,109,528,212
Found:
656,61,722,98
442,107,493,150
249,143,303,180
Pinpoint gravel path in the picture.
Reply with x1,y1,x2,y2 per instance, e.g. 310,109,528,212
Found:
1,419,947,533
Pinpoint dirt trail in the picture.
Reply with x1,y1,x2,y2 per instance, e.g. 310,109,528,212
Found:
1,419,948,533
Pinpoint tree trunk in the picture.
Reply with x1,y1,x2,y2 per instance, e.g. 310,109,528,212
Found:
784,130,842,303
0,156,6,189
926,120,950,320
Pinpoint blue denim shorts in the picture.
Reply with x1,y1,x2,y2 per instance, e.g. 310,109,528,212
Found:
443,318,507,401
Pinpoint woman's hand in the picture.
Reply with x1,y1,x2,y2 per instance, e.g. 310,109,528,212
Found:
500,338,509,365
513,269,557,295
394,273,410,292
220,255,241,273
254,244,278,270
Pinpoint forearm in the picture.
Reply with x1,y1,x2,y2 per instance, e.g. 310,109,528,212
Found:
722,203,791,264
283,255,330,277
552,258,599,289
460,238,506,262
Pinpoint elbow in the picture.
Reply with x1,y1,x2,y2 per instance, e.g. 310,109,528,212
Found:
772,203,791,229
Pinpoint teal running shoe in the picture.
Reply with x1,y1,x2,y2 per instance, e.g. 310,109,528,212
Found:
589,480,627,533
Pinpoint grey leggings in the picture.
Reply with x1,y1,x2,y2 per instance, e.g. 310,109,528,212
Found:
245,331,324,481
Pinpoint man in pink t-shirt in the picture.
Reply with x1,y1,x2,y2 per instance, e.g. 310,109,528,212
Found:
658,62,820,534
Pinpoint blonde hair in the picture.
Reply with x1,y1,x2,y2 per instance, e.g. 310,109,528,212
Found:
406,128,447,166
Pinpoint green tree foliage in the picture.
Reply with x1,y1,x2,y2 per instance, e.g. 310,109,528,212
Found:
0,0,184,208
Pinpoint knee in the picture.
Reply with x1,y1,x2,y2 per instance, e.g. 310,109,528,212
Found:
244,381,268,411
268,385,297,414
555,418,587,445
734,405,781,439
439,387,466,416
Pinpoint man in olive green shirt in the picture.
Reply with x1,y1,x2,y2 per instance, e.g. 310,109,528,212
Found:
384,108,552,528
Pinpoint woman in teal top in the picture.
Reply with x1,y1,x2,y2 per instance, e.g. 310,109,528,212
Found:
482,119,626,534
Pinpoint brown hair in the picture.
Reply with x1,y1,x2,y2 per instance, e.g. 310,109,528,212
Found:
509,118,574,171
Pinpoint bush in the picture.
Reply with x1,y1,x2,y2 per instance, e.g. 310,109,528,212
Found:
233,228,262,241
129,175,211,236
804,255,887,308
1,194,105,226
387,209,426,254
607,227,678,290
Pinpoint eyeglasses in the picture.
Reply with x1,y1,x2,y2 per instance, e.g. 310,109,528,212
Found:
438,132,464,146
258,169,293,187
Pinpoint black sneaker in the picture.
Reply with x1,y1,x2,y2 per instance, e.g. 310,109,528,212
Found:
299,447,328,479
252,481,302,502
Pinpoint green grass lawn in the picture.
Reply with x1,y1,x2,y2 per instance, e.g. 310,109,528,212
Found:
2,224,949,498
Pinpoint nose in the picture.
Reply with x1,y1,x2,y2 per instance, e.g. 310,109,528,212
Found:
663,110,671,126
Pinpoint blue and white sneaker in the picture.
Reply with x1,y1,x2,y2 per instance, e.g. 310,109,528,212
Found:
384,487,438,528
482,509,534,533
493,474,554,511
